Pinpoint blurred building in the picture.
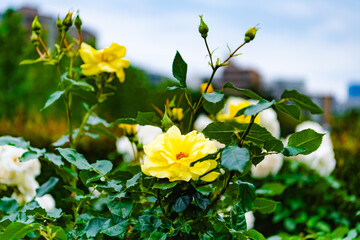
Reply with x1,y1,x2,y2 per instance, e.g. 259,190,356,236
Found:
268,79,305,100
343,82,360,111
213,62,263,94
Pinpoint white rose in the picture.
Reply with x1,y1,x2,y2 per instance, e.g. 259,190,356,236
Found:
194,114,213,132
136,125,163,145
116,136,136,162
245,211,255,230
251,154,283,179
36,194,55,212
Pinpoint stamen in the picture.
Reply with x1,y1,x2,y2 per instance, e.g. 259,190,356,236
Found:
176,152,189,160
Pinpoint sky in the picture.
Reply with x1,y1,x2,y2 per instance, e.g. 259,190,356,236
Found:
1,0,359,102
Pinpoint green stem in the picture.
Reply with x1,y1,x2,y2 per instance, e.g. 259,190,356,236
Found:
223,41,247,64
239,114,258,147
204,38,214,69
74,104,98,146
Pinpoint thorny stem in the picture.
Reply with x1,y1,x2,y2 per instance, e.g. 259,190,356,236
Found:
204,38,214,69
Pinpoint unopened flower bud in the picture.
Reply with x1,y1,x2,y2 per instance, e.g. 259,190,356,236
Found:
31,16,41,36
62,12,73,31
200,83,214,93
244,27,257,43
198,15,209,39
30,31,40,47
75,14,82,31
171,108,183,122
56,16,63,32
161,112,174,131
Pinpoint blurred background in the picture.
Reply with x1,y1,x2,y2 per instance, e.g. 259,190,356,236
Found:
0,0,359,238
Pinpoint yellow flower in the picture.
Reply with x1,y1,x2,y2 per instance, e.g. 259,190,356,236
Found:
119,124,138,136
200,83,214,93
171,108,183,122
79,42,130,82
141,125,220,182
217,97,260,124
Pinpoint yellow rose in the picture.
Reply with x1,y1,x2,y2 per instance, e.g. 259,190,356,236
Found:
216,97,260,124
79,42,130,82
171,108,183,122
141,125,220,182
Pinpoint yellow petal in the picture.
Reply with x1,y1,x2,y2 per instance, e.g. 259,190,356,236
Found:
200,171,220,182
80,63,102,76
116,69,125,83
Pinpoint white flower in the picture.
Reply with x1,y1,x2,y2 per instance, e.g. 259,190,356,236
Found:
291,121,336,176
194,114,213,132
136,125,163,145
36,194,55,212
0,145,41,204
251,154,283,179
245,211,255,230
116,136,136,162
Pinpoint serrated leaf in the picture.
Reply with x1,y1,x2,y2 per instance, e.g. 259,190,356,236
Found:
245,229,266,240
194,192,209,210
204,98,225,115
203,91,224,103
230,203,247,231
56,148,92,170
101,220,128,237
281,146,307,156
62,73,95,92
172,195,192,212
46,225,67,240
236,99,275,116
281,89,323,114
237,181,256,212
19,148,45,162
44,153,64,167
252,198,278,214
36,177,59,197
230,122,277,146
149,231,167,240
91,160,113,175
264,139,284,152
275,102,301,121
0,136,30,149
287,129,324,155
0,197,18,214
107,198,133,218
172,51,187,87
41,91,64,111
84,218,108,238
223,82,262,100
202,122,237,145
221,146,250,173
153,181,177,190
0,222,41,239
126,173,141,188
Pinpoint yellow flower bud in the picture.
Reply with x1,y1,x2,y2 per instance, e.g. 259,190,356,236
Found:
62,12,73,31
31,16,41,36
200,83,214,94
119,124,137,136
198,15,209,38
244,27,258,43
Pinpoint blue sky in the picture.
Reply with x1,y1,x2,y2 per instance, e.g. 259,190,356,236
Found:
1,0,359,102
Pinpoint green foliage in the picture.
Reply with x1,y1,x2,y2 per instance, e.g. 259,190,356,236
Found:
172,51,188,88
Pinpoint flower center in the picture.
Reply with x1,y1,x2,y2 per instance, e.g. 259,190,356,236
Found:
176,152,189,160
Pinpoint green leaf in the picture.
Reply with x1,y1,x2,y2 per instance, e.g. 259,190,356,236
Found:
264,139,284,152
0,222,41,239
91,160,113,175
281,146,307,156
0,197,18,214
172,195,192,212
331,226,349,239
153,180,177,190
203,91,224,103
111,117,137,126
237,181,256,212
19,148,45,162
287,129,324,155
41,91,64,111
221,146,250,173
46,225,67,240
136,112,161,126
258,182,286,196
87,114,110,127
245,229,266,240
275,102,301,121
101,220,128,237
202,122,237,145
172,51,187,87
44,153,64,167
19,58,42,65
223,82,262,100
236,99,276,117
230,122,277,146
107,197,133,218
281,89,323,114
194,192,209,210
253,198,278,214
126,173,141,188
137,215,162,231
36,177,59,197
84,218,109,238
167,85,185,91
149,231,167,240
56,148,92,170
230,203,247,231
62,73,95,92
0,136,30,149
